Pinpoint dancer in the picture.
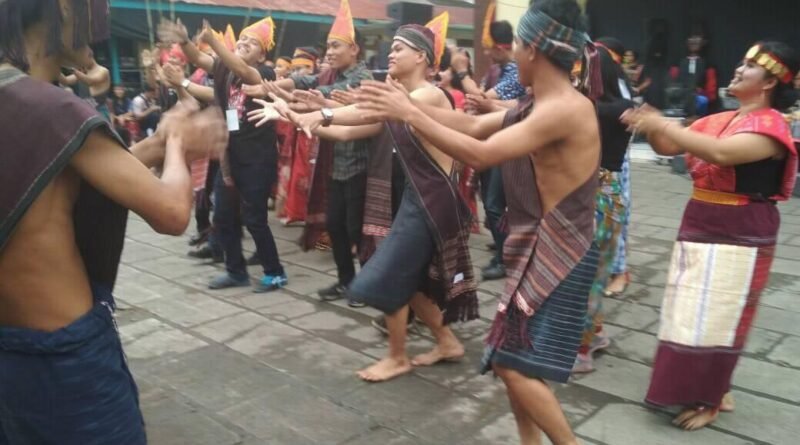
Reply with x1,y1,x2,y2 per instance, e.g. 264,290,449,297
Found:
251,23,478,383
246,0,373,305
159,17,288,292
60,50,111,120
622,41,798,430
0,1,227,442
357,1,601,442
573,37,634,373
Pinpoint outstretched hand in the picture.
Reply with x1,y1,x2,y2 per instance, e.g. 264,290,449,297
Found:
331,86,359,106
159,105,228,161
247,93,291,127
356,77,413,121
157,18,189,44
162,63,185,89
620,104,666,134
292,89,326,111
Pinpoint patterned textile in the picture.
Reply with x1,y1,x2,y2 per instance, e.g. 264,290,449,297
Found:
457,165,481,234
359,129,394,263
486,97,597,349
385,121,478,323
517,10,588,72
580,170,626,353
274,120,296,216
482,244,599,383
284,133,314,224
646,107,793,409
611,150,631,274
494,62,526,101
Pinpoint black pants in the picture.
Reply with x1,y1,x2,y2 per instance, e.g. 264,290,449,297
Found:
214,147,283,279
480,166,506,265
327,173,367,286
195,161,220,233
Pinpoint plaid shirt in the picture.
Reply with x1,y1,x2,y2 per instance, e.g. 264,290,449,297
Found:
292,62,373,180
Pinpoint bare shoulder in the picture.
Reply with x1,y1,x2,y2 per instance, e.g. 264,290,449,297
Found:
410,85,449,109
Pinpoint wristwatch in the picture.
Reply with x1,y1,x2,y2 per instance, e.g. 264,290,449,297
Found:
320,107,334,127
181,78,191,89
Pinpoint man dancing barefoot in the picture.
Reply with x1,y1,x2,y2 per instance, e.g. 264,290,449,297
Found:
250,24,479,383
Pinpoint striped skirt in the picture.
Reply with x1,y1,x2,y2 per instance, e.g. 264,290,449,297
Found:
481,245,600,383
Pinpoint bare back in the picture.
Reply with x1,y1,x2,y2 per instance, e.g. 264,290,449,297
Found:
410,86,456,175
526,91,600,214
0,167,94,331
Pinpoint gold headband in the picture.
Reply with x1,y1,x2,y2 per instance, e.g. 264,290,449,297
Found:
746,44,793,84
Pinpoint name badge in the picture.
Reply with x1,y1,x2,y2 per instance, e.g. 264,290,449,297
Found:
226,109,240,132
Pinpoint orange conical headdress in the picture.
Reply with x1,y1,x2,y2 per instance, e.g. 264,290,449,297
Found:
328,0,355,45
223,24,236,52
425,12,449,69
481,1,497,49
240,16,276,53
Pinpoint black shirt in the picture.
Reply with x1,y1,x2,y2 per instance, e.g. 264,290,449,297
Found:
213,61,277,164
597,99,634,172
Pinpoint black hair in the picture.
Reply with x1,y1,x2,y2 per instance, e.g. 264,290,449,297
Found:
596,46,630,102
278,56,291,64
353,28,365,60
439,46,452,72
758,41,799,112
143,84,157,93
531,0,587,35
595,37,625,59
489,21,514,46
0,0,63,72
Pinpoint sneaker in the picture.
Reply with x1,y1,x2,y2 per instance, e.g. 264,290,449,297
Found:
572,353,595,374
318,283,346,301
482,263,506,281
209,274,250,290
347,298,367,308
188,245,223,263
188,230,210,246
254,274,288,293
246,253,260,266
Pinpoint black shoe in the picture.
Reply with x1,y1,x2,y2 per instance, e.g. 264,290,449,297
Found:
188,229,210,246
318,283,346,301
482,263,506,281
347,299,367,308
246,253,260,266
188,245,223,263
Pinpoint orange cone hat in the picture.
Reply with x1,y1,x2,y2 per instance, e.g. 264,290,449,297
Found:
240,16,276,53
328,0,355,45
223,24,236,52
481,1,497,49
425,12,449,69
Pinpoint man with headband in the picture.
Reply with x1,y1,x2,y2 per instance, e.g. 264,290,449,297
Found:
250,23,479,383
355,0,600,442
246,0,375,306
0,0,228,442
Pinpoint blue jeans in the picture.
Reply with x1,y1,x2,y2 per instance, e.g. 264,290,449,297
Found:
213,145,284,279
0,284,145,445
480,166,506,265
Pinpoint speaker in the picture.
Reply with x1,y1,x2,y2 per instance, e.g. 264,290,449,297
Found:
387,1,433,26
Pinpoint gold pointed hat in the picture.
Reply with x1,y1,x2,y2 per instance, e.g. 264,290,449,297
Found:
481,1,497,49
223,24,236,52
328,0,355,45
240,16,276,53
425,12,449,69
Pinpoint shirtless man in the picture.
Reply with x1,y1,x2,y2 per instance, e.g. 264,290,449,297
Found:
60,50,112,119
250,24,479,383
0,1,227,443
357,1,600,443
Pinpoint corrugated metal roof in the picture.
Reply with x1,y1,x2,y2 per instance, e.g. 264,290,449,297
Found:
172,0,473,25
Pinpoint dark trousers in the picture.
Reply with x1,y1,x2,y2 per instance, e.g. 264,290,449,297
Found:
480,166,506,265
327,173,367,286
195,161,220,233
213,150,283,279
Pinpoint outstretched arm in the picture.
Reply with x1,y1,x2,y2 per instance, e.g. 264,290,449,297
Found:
314,123,382,142
74,65,110,87
358,80,564,170
158,19,215,72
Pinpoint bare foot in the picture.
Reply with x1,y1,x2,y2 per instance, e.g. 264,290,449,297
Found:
673,406,719,431
720,392,735,412
411,341,465,366
604,272,630,296
357,357,412,383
